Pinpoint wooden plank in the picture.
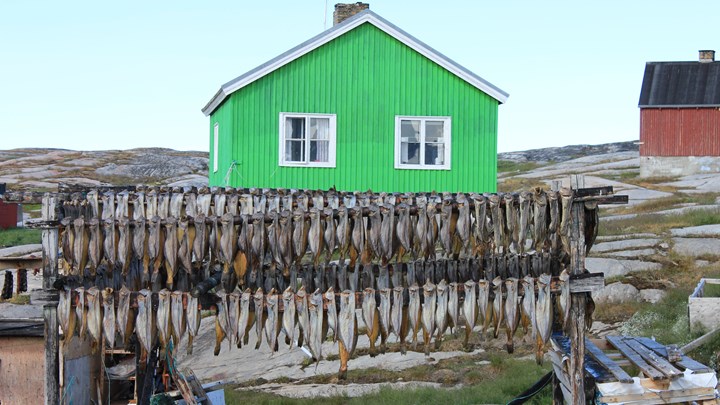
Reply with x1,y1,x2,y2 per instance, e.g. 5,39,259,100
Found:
548,350,573,405
567,179,587,404
584,338,633,383
568,272,604,293
42,194,60,405
635,337,714,374
606,336,665,380
622,337,683,379
599,387,716,404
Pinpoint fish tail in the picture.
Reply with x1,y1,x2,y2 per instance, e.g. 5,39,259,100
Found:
187,335,194,355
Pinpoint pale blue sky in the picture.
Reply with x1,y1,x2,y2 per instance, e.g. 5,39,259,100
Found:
1,1,717,153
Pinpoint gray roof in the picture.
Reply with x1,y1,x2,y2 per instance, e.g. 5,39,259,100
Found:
639,61,720,107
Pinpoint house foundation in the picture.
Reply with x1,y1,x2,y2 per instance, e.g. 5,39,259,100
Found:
640,156,720,178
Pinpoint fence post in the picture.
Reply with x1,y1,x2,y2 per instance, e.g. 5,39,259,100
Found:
42,194,60,405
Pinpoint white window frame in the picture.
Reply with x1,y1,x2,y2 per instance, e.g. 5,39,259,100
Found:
394,116,451,170
279,113,337,168
213,122,219,173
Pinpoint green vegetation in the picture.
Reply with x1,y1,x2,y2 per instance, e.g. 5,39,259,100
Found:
0,294,31,305
225,354,552,404
0,228,42,247
599,208,720,236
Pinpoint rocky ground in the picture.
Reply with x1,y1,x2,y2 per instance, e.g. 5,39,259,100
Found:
3,142,720,400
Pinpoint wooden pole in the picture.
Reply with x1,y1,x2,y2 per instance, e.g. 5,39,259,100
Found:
42,194,60,405
568,175,587,404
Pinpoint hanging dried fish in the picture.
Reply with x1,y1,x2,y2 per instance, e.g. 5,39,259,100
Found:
338,289,357,378
214,290,230,355
470,194,488,257
362,288,382,356
101,288,115,350
87,218,104,275
86,287,102,352
116,286,134,348
323,207,336,265
491,277,504,339
548,191,560,253
238,288,254,347
115,191,129,219
336,206,351,265
72,217,88,275
521,275,536,341
136,289,155,354
157,289,172,351
219,213,238,292
296,287,310,348
533,188,548,252
439,197,455,258
415,199,429,259
504,278,519,353
425,201,439,260
535,274,552,364
171,290,186,347
253,288,266,350
292,208,309,265
281,287,297,348
308,208,324,266
349,207,365,266
117,218,132,275
308,289,325,362
462,280,477,349
178,219,195,274
163,217,179,289
559,188,573,257
240,193,254,216
379,203,395,265
192,213,209,269
146,189,158,219
265,289,280,352
408,284,421,350
75,287,87,339
158,189,170,219
278,210,294,274
378,288,391,352
148,216,165,286
558,269,571,331
517,191,532,254
186,294,200,354
504,194,518,253
435,280,449,348
391,286,407,353
213,191,226,217
58,286,75,344
170,188,184,218
396,203,412,261
448,282,460,335
367,205,382,262
477,279,490,338
456,194,471,256
489,194,505,254
326,288,338,342
102,218,118,271
421,280,436,355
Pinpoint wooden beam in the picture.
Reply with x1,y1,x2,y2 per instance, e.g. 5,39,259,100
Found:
635,337,713,374
623,337,683,379
568,175,587,404
584,338,633,383
606,336,665,380
41,194,60,405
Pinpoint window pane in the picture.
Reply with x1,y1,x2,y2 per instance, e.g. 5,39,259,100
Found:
310,140,329,162
400,120,420,142
286,117,305,140
285,140,304,162
309,118,329,140
401,142,420,164
426,121,444,143
425,144,444,165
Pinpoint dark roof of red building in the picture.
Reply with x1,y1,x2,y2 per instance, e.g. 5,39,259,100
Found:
639,61,720,107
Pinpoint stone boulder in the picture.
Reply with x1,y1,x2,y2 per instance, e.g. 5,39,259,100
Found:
592,282,640,305
639,289,666,304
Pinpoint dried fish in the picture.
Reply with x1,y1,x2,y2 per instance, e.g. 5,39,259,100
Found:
477,279,491,338
558,269,570,331
448,282,460,335
281,287,296,348
178,219,195,274
462,280,477,349
157,289,172,351
362,288,381,356
265,289,280,352
504,194,518,253
136,289,155,354
101,288,115,349
471,194,487,257
439,197,454,258
521,275,536,341
379,203,395,264
325,288,338,342
491,277,504,338
414,200,429,259
292,208,309,264
435,280,449,348
278,210,294,274
455,194,471,256
489,194,504,254
396,203,412,261
378,288,391,351
323,207,336,265
192,213,209,268
148,216,165,286
518,191,532,254
220,213,238,291
117,218,132,275
535,274,552,364
336,206,351,265
296,287,310,348
548,191,560,253
349,207,365,266
254,288,266,350
408,284,421,350
533,188,548,252
86,287,102,351
102,218,118,270
214,290,230,355
238,289,254,347
421,281,436,355
163,217,179,289
116,286,134,348
560,189,572,257
391,286,406,353
171,291,186,347
88,218,104,275
75,287,87,339
58,286,75,344
308,208,324,266
367,205,382,262
338,289,357,378
504,278,519,353
186,294,201,355
73,217,89,275
308,289,325,361
425,201,439,260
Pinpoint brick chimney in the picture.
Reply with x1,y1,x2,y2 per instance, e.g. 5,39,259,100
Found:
699,50,715,63
333,2,369,26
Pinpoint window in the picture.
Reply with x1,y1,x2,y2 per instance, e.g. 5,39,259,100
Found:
213,123,219,173
395,116,451,170
279,113,336,167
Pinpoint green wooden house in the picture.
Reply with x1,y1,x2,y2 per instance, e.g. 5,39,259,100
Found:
202,6,508,192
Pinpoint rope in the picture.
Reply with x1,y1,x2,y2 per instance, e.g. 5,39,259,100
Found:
505,371,553,405
60,375,76,405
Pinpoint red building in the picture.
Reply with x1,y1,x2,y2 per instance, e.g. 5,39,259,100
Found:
638,50,720,177
0,199,21,229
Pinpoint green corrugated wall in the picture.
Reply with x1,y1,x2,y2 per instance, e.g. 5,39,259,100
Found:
209,22,498,193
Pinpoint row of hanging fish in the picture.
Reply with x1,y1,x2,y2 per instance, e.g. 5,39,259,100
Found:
56,271,581,377
54,185,598,292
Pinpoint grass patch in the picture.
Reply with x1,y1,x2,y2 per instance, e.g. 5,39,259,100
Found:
599,208,720,237
497,160,541,174
608,193,720,216
497,177,548,193
0,228,42,247
225,353,552,405
701,282,720,298
0,294,31,305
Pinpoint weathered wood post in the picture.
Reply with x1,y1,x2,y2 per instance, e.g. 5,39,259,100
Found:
568,174,587,404
41,193,60,405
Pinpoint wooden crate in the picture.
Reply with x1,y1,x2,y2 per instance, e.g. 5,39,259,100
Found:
551,335,718,404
